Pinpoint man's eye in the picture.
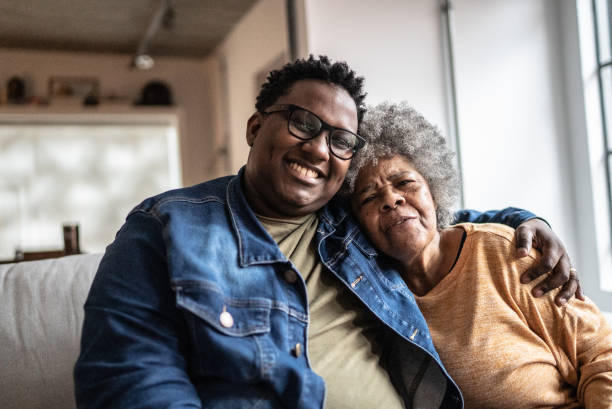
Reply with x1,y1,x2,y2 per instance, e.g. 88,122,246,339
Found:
290,110,321,134
398,179,414,187
331,135,352,150
293,120,316,132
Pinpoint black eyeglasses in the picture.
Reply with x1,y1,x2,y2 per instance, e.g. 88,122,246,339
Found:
262,104,365,160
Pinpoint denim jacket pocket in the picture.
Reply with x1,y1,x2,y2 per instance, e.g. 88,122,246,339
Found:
174,280,274,382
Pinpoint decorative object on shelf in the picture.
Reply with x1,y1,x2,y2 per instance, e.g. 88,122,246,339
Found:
7,76,26,104
136,80,173,105
63,223,80,255
83,93,100,106
48,76,100,106
2,223,83,264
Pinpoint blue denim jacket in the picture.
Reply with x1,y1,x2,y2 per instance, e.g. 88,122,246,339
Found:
74,169,535,409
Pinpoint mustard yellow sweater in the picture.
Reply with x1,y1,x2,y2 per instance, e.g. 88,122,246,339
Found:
414,223,612,409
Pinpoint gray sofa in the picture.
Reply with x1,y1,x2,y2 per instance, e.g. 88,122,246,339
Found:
0,254,102,409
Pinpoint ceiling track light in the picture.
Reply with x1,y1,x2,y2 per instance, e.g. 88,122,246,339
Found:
131,0,174,70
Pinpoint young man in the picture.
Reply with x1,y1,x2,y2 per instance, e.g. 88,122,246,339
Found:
74,56,580,409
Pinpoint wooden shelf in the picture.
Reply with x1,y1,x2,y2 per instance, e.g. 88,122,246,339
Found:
0,105,183,127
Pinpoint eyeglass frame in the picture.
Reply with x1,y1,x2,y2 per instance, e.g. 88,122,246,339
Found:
261,103,366,160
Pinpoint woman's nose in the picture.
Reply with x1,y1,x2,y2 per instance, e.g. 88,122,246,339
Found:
381,189,405,211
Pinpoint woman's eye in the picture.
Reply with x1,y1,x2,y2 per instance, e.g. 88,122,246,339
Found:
398,179,412,186
360,195,376,206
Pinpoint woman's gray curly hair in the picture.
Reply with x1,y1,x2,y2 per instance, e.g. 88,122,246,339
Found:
344,101,460,228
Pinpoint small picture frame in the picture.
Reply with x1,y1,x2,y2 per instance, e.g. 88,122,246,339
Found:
48,76,100,105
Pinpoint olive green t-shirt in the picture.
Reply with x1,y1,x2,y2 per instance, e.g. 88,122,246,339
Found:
257,213,405,409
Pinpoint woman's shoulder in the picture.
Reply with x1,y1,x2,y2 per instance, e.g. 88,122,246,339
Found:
455,222,515,241
452,223,541,290
454,222,539,259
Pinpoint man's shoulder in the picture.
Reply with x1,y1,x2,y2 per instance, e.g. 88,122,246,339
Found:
132,174,237,215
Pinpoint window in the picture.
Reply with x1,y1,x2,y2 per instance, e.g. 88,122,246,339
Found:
0,112,181,259
592,0,612,245
570,0,612,314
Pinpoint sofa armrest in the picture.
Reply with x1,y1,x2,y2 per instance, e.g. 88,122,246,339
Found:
0,253,103,409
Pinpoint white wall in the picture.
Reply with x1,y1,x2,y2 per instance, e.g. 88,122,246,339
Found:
304,0,449,133
0,48,221,186
215,0,290,173
452,0,578,265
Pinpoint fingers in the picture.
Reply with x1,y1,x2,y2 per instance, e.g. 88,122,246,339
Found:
552,273,578,306
567,266,585,301
515,218,584,304
520,249,560,284
553,266,585,305
530,252,569,296
575,278,586,301
515,224,534,258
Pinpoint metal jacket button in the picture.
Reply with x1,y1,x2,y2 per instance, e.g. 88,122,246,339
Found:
219,307,234,328
292,343,302,357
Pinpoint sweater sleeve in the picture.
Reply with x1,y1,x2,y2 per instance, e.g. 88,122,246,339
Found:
563,297,612,408
509,255,612,408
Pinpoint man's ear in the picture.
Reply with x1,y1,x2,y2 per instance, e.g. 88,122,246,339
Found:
246,112,262,147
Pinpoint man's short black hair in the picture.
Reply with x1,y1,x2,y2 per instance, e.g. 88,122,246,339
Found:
255,55,367,127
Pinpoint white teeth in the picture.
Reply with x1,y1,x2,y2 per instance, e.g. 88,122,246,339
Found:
289,162,318,178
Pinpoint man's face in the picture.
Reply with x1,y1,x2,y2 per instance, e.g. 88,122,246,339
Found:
244,79,358,218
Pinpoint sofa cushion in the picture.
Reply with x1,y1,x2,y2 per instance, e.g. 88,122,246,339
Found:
0,253,102,409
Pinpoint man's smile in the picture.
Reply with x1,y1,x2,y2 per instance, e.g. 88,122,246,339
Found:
287,160,324,181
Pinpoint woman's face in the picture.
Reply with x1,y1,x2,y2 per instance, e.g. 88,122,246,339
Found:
351,155,438,262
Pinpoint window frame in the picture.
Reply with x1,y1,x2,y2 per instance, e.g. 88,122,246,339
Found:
592,0,612,249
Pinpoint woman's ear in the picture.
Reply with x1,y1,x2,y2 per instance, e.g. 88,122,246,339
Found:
246,112,262,147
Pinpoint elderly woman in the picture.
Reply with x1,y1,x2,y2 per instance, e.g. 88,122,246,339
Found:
345,102,612,408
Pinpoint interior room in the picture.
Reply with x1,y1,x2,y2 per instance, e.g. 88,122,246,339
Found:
1,0,611,407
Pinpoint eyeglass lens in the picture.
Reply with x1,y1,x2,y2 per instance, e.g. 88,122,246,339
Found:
288,109,358,159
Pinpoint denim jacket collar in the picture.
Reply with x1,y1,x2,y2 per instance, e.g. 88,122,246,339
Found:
319,194,379,258
226,168,289,267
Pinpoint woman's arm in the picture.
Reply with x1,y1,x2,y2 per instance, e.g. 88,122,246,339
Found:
566,299,612,408
510,253,612,408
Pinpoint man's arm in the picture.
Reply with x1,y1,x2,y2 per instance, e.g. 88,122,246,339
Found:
74,211,201,409
454,207,584,306
453,206,535,228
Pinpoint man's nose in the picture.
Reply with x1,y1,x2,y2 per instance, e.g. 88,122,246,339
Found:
301,131,330,161
381,189,405,211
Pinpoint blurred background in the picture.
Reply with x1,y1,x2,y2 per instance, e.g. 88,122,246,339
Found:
0,0,610,314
